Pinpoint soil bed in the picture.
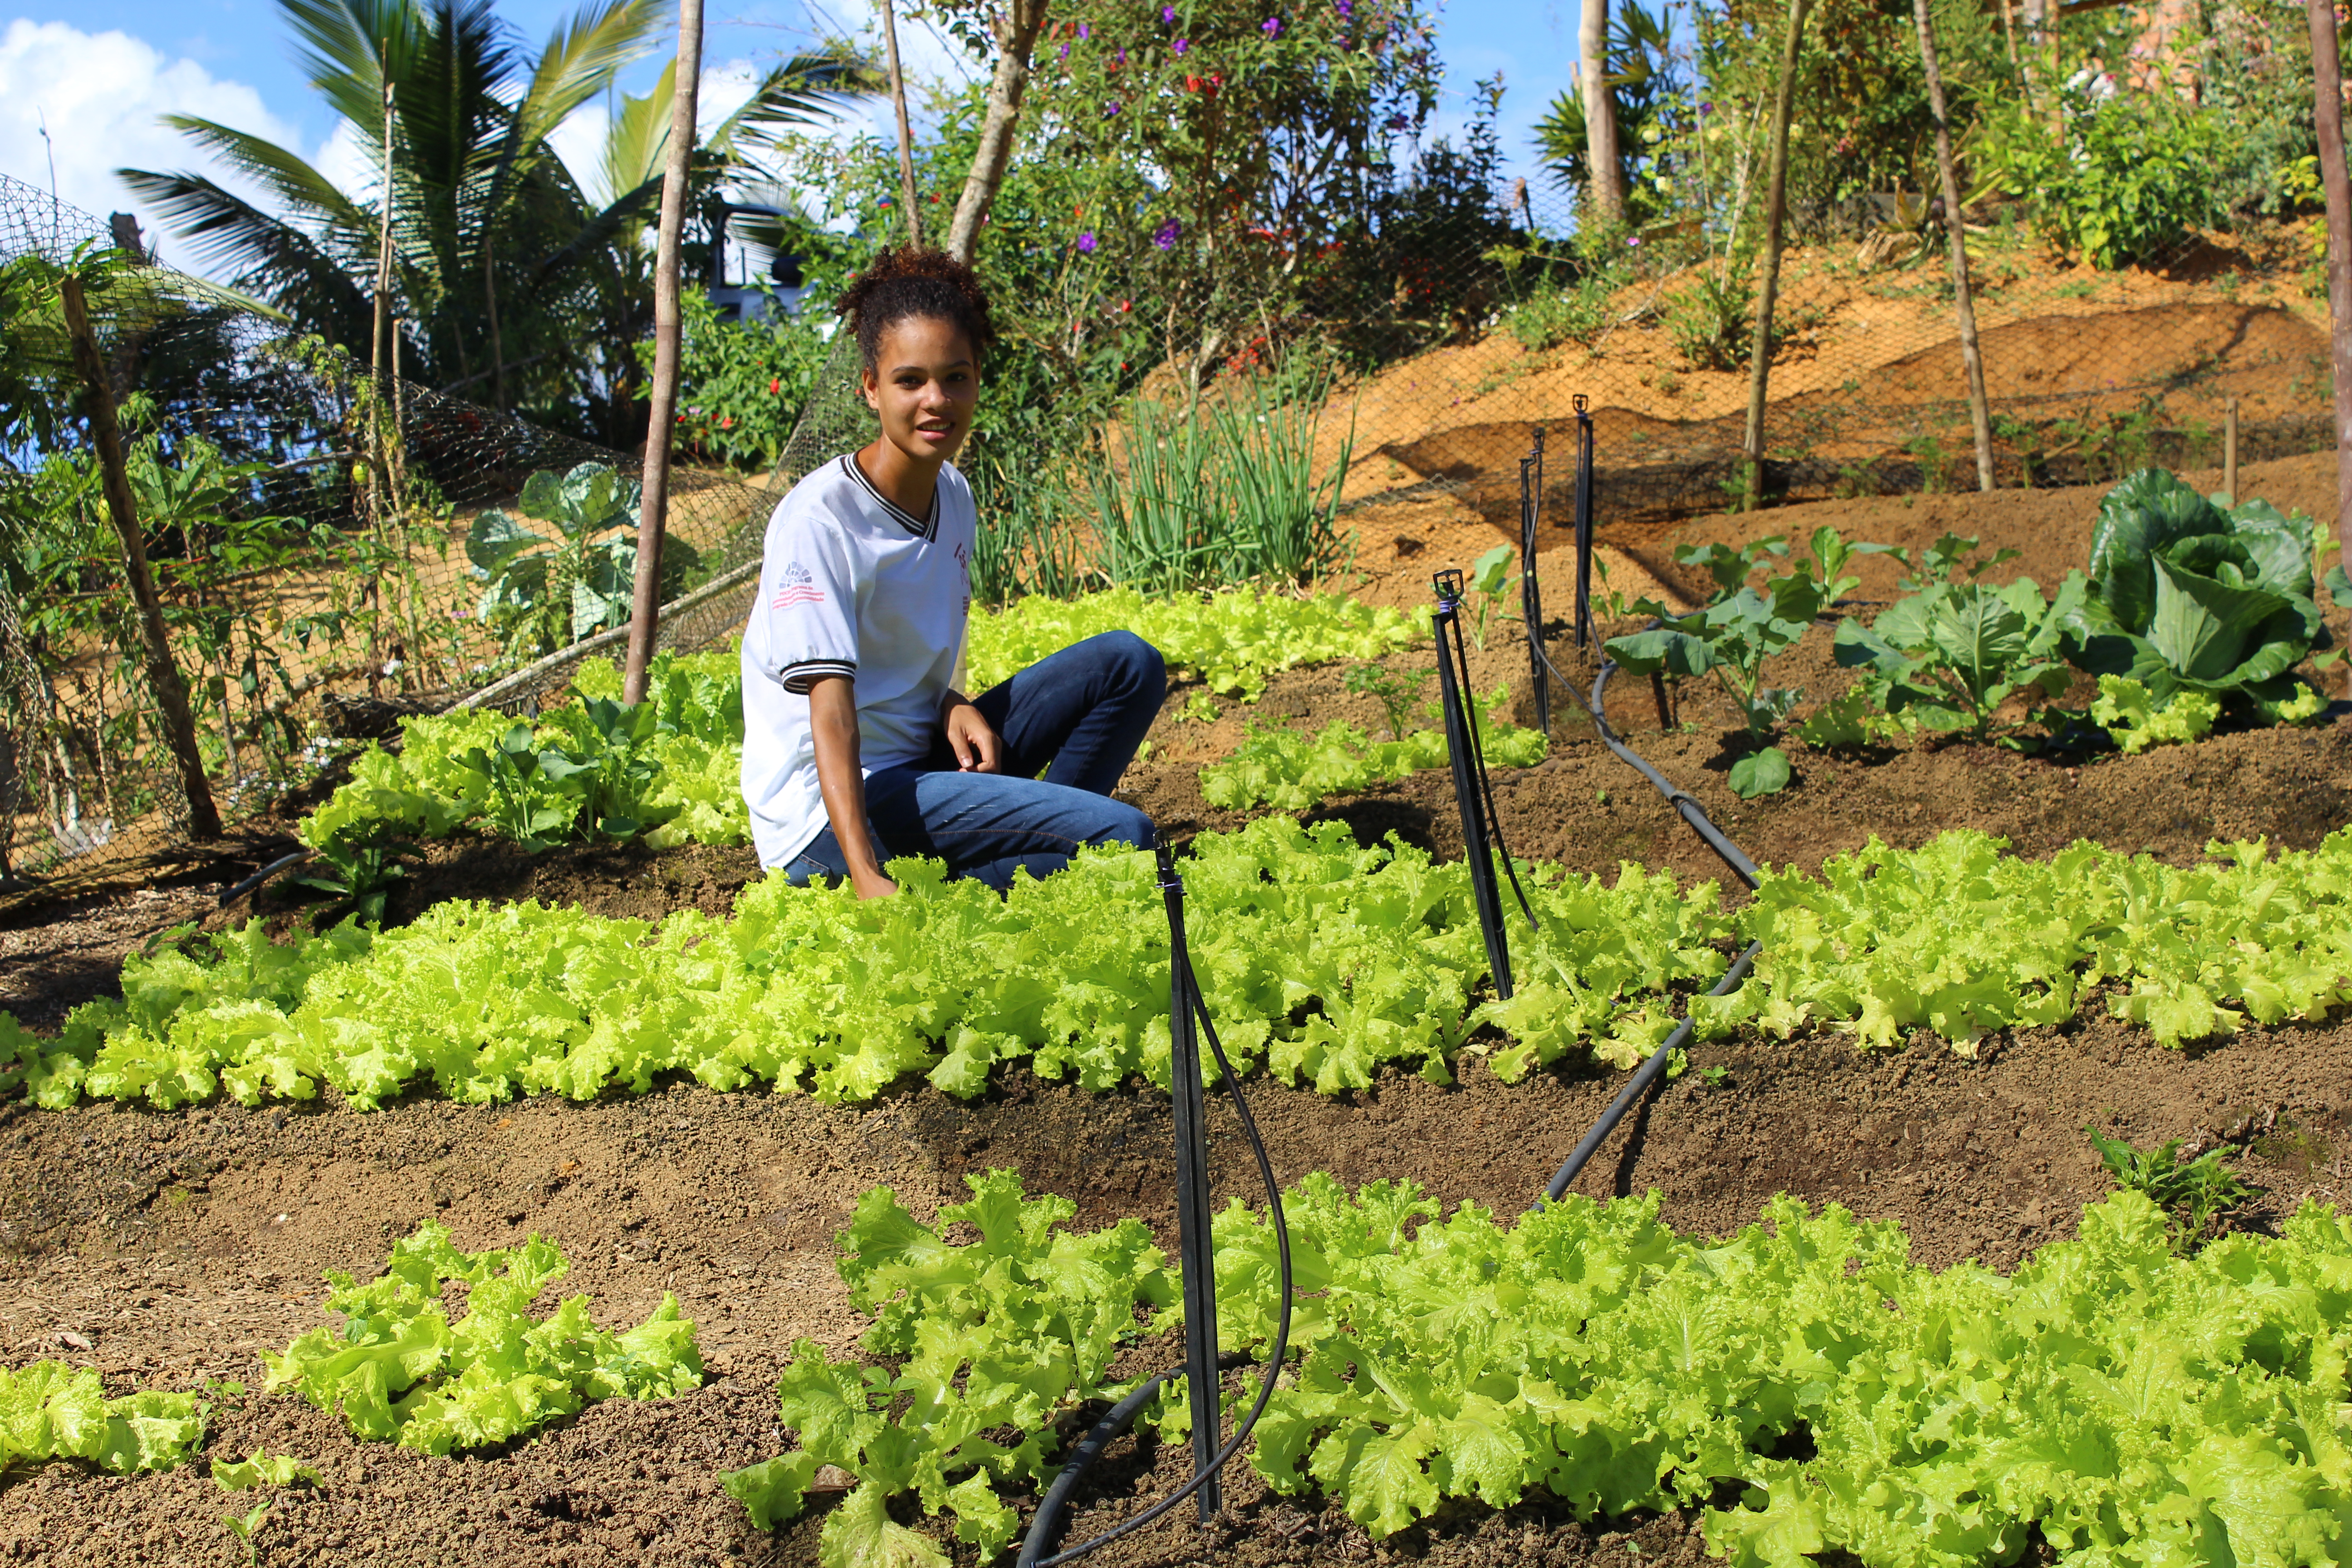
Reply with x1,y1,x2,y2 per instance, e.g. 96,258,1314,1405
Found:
5,452,2352,1563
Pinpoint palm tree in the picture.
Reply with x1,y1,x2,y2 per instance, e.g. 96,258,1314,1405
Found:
120,0,876,446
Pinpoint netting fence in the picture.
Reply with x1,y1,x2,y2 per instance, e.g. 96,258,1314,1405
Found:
0,151,2337,907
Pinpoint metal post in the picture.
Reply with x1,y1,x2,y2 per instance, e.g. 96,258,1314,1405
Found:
1573,395,1596,647
1432,572,1513,1000
1520,426,1548,736
1156,846,1220,1521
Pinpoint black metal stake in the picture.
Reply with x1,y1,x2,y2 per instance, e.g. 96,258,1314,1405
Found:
1573,394,1596,649
1155,845,1221,1522
1519,426,1548,737
1431,572,1514,1000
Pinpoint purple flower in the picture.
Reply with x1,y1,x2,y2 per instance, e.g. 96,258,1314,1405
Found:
1262,15,1282,34
1104,99,1123,115
1078,21,1090,38
1116,46,1127,62
1173,36,1189,53
1698,99,1715,116
1153,219,1181,250
1162,4,1176,19
1078,231,1098,253
1336,0,1352,16
1059,41,1069,59
1627,235,1643,247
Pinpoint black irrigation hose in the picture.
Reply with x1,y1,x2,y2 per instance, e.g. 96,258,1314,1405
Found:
1527,637,1771,1201
1014,900,1296,1567
218,849,315,907
1445,604,1538,930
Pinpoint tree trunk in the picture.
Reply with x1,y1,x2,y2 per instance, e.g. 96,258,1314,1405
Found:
1579,0,1626,224
879,0,924,248
1916,0,1994,492
60,275,223,840
945,0,1049,263
1740,0,1814,510
623,0,704,706
2312,0,2352,698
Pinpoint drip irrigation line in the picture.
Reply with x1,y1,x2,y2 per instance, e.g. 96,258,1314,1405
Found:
1014,860,1295,1568
1536,638,1761,892
218,849,315,906
1539,940,1762,1205
1527,628,1770,1201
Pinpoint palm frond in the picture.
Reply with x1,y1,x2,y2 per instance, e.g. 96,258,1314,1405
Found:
112,169,373,343
596,58,676,207
707,45,886,158
153,117,380,246
278,0,416,129
515,0,666,147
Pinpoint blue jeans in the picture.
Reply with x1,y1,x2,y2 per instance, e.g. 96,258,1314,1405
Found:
782,631,1166,892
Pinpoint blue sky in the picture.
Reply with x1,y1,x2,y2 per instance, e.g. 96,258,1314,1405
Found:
0,0,1578,265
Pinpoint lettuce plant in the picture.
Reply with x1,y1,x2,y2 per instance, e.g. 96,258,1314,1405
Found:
2058,468,2325,715
264,1222,701,1455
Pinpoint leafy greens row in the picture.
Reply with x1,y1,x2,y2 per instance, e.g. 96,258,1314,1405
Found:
9,823,2352,1114
731,1169,2352,1568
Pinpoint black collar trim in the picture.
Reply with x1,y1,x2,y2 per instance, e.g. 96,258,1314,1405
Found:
841,454,937,540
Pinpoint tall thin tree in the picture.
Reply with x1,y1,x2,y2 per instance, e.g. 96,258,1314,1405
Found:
2310,0,2352,697
1915,0,1994,491
1740,0,1814,510
1579,0,1626,224
879,0,924,247
622,0,704,705
945,0,1049,262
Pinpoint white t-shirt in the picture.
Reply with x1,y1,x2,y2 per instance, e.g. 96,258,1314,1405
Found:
740,454,975,867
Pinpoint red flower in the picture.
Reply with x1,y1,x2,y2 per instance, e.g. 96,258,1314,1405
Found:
769,377,781,395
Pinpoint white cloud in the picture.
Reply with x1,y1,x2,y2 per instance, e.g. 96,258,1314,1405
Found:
0,20,316,268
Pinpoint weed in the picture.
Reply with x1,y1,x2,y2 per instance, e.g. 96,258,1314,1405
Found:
222,1502,270,1568
1344,663,1423,740
2084,1122,2259,1249
1696,1065,1731,1088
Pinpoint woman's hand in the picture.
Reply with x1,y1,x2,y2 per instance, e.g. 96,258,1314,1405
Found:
942,698,1001,773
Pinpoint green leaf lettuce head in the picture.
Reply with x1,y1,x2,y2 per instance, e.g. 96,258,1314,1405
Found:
0,1362,206,1475
2061,468,2324,709
263,1221,701,1454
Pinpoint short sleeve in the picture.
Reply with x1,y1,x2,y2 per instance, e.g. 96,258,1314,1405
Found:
754,500,860,694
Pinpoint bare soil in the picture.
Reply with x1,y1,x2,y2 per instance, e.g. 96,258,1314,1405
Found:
4,450,2351,1565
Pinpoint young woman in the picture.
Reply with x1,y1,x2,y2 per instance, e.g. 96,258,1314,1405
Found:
740,247,1165,897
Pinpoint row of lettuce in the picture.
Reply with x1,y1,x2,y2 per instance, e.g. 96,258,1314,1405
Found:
299,468,2349,866
19,1169,2348,1568
1610,468,2352,796
299,584,1434,859
5,818,2347,1115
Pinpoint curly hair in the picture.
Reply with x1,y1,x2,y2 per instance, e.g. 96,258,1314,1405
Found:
835,245,996,374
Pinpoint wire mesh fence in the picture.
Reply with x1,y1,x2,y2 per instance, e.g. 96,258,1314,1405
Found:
0,155,2337,909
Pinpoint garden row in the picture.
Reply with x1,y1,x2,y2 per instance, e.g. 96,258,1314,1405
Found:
13,1166,2347,1568
6,815,2348,1115
1608,469,2351,798
292,470,2351,892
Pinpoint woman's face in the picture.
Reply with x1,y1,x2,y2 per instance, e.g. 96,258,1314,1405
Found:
862,315,978,467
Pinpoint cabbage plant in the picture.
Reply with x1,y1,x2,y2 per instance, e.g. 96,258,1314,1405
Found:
466,462,701,658
2059,468,2324,713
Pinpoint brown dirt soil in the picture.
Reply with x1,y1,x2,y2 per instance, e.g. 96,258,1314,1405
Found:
1319,229,2330,523
5,453,2352,1564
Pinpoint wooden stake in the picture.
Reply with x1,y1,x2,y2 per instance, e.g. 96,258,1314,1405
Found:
2225,395,2239,505
2309,0,2352,702
879,0,923,248
1915,0,1994,492
1740,0,1814,510
623,0,704,706
60,274,222,840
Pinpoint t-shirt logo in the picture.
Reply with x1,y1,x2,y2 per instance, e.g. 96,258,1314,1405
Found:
771,559,824,609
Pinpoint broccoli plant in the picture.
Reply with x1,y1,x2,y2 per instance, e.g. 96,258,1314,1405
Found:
1604,528,1877,798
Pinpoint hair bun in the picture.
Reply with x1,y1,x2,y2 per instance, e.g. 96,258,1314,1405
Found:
837,245,996,371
